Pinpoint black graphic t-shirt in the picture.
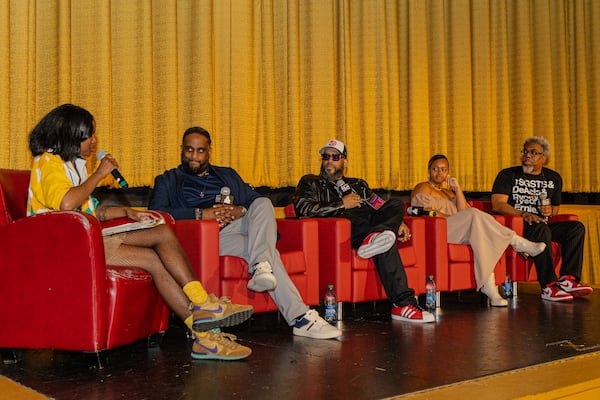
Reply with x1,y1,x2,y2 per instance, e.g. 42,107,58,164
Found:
491,166,562,216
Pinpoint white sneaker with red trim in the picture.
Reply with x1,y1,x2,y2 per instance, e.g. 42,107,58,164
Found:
541,282,574,302
558,275,593,297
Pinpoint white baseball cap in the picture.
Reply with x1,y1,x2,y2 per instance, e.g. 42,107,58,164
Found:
319,139,347,157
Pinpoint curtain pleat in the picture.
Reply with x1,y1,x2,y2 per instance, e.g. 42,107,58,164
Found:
0,0,598,191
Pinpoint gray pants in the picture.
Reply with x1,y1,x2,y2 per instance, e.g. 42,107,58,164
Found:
219,197,309,325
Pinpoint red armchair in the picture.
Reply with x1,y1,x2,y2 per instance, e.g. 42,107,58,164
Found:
173,217,320,314
283,205,427,311
405,202,506,293
418,215,506,292
0,169,169,353
470,200,573,283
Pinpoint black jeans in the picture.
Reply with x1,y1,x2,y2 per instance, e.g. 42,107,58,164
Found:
524,220,585,287
342,199,416,307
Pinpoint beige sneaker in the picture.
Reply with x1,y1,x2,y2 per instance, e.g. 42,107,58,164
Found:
247,261,277,292
192,294,253,331
191,329,252,360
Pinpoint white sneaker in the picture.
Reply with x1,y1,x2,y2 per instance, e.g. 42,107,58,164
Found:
357,230,397,259
510,234,546,257
293,310,342,339
247,261,277,292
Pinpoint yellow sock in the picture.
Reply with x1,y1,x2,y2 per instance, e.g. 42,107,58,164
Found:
183,280,208,305
184,315,208,337
184,315,194,329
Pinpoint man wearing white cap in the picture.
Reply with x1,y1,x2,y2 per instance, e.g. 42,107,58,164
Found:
293,139,435,323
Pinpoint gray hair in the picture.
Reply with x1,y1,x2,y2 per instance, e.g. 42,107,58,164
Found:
524,136,551,158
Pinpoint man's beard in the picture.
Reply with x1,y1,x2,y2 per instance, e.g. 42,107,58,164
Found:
181,156,207,175
522,165,534,174
320,164,343,181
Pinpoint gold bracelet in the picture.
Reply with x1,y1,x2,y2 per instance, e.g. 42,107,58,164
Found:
239,205,248,216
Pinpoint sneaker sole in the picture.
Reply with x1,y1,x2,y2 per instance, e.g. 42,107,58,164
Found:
191,351,251,361
541,295,573,302
247,276,277,292
563,287,594,297
192,309,253,332
391,314,435,323
357,233,397,259
292,327,341,340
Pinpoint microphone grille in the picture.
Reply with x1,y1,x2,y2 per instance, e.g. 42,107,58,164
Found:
221,186,231,195
96,150,107,160
335,180,345,187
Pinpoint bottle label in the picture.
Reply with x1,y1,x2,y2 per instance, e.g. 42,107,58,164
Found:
426,292,436,308
324,304,337,322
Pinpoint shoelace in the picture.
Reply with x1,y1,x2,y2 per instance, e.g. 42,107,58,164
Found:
190,294,233,311
210,331,240,349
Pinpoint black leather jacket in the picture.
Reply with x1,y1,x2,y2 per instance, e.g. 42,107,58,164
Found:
293,174,372,217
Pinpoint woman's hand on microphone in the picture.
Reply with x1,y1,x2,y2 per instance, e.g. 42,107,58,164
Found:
96,153,119,179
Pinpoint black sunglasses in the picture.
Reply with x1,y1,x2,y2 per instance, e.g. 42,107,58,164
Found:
321,154,344,161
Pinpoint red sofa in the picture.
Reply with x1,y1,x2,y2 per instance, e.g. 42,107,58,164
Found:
283,205,427,310
0,169,169,352
174,217,320,314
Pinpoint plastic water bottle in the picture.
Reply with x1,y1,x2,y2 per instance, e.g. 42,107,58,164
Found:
324,284,337,324
425,275,437,312
503,272,513,298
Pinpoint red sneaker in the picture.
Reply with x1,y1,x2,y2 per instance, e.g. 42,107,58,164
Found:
357,230,397,259
391,304,435,323
541,282,573,302
558,275,593,297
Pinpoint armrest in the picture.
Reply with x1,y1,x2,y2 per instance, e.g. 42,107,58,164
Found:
401,216,426,261
0,211,109,343
311,218,353,301
420,216,450,292
173,220,221,293
550,214,578,222
276,218,320,304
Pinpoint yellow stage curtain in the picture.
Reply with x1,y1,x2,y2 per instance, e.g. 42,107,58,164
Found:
0,0,598,191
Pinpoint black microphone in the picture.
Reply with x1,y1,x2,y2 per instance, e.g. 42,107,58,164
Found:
336,179,355,197
219,186,234,205
96,150,129,188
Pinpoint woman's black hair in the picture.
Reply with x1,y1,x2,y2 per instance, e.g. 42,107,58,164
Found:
28,104,95,161
427,154,449,169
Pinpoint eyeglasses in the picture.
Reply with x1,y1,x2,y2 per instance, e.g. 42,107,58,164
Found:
521,149,544,157
321,154,344,161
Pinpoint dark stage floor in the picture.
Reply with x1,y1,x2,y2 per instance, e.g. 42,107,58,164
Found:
2,282,599,400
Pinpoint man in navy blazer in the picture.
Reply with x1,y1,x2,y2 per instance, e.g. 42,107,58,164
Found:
150,126,341,340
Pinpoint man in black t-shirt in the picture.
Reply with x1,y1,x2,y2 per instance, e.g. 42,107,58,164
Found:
491,136,592,302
